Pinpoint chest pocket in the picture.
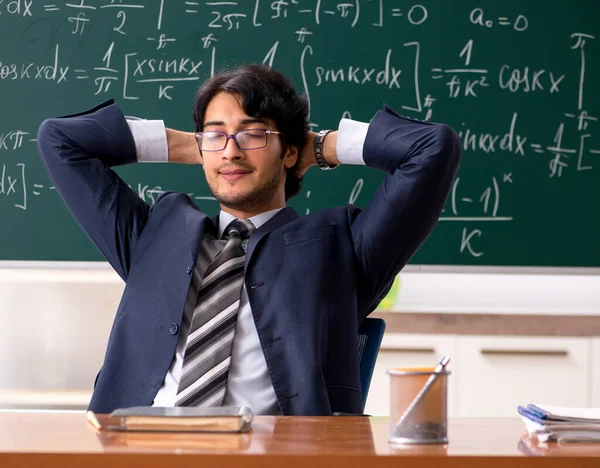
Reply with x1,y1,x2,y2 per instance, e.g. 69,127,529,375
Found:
283,225,335,246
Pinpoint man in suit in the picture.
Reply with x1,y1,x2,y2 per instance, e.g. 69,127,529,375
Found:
38,64,461,415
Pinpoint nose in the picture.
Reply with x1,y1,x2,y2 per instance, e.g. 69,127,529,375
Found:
221,134,243,160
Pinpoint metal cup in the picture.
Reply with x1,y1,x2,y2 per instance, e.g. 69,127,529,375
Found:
387,367,450,445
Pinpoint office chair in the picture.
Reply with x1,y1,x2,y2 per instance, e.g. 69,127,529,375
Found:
357,317,386,412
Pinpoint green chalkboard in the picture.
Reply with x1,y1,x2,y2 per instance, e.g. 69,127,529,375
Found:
0,0,598,266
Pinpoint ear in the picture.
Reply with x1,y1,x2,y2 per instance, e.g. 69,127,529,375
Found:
283,145,298,169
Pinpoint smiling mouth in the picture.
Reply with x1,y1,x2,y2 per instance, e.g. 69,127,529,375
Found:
220,170,251,181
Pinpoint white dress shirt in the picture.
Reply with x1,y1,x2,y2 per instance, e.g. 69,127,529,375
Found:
126,116,368,414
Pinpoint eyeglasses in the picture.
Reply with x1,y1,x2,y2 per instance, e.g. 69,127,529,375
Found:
195,129,282,152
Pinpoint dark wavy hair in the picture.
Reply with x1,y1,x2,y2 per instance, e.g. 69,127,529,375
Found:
193,64,309,201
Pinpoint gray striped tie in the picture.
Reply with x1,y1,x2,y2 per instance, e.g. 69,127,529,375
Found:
175,218,255,407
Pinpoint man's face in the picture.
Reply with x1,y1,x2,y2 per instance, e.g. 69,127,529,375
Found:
200,92,297,214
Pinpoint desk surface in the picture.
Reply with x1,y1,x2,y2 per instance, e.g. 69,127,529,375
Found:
1,412,599,468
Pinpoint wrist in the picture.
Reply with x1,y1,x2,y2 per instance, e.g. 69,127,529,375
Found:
167,129,200,164
323,131,339,166
314,130,340,170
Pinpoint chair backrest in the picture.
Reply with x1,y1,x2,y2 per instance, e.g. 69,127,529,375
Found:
357,317,386,412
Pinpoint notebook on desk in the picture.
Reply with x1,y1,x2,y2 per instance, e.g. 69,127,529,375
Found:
87,406,253,433
524,404,600,423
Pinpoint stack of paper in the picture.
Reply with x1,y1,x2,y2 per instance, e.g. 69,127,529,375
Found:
518,404,600,442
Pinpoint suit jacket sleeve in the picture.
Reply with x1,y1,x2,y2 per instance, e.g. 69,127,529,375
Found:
37,99,148,281
351,105,462,313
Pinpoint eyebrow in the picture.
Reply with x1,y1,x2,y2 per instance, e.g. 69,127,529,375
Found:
203,118,268,128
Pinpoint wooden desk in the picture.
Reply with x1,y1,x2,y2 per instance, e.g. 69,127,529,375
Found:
1,411,599,467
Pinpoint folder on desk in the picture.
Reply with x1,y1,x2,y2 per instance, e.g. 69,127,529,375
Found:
518,404,600,442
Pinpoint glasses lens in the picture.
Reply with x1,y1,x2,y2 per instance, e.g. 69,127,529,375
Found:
237,129,267,150
200,131,227,151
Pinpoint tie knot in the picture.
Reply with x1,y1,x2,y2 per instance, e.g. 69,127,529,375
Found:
222,218,255,241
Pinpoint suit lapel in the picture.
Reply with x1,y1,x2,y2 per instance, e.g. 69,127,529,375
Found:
184,205,214,263
246,206,299,260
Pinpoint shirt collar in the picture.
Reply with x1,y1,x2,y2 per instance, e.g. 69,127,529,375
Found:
218,207,285,238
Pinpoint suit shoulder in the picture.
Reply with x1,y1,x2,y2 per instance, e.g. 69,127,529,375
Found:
296,205,350,226
150,191,199,213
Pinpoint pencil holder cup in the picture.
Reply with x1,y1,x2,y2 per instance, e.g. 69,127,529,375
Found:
387,367,450,445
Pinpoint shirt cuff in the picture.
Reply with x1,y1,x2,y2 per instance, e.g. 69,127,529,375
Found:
336,118,368,165
126,119,168,163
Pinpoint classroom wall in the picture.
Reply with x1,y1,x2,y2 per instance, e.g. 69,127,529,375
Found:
0,264,599,409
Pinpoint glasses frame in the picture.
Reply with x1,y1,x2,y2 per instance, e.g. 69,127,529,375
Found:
195,128,282,152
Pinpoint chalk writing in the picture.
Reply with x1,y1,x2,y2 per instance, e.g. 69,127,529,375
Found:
0,0,597,265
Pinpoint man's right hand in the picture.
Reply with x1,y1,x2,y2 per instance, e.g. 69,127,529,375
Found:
166,129,202,164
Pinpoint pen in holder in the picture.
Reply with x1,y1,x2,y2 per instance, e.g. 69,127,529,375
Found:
387,356,451,445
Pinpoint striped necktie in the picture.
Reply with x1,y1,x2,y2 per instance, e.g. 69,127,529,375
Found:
175,218,255,407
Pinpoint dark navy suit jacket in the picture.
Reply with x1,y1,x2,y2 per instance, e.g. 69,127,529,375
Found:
37,99,461,415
